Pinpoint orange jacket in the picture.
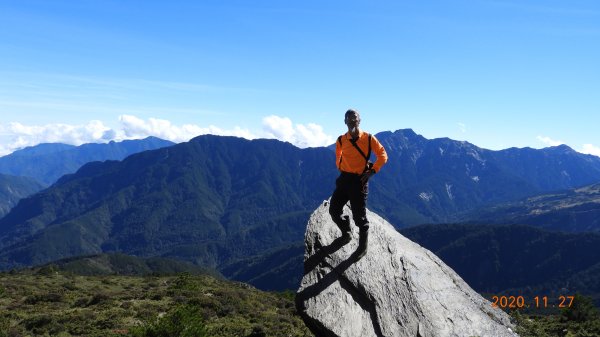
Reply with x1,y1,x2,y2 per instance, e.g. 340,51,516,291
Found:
336,131,388,174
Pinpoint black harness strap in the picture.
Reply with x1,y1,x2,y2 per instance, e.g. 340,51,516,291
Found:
337,135,343,167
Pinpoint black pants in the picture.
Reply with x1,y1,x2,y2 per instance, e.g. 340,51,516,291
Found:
329,172,369,231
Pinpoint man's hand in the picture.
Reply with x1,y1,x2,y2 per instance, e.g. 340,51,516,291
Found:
360,169,376,184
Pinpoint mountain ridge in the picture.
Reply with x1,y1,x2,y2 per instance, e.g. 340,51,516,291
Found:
0,136,175,185
0,173,45,218
226,222,600,306
370,129,600,226
0,135,336,270
2,130,600,275
460,182,600,231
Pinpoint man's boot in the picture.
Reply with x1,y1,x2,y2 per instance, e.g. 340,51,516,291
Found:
357,229,369,259
337,215,351,243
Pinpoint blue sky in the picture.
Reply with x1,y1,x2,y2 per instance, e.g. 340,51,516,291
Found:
1,0,599,156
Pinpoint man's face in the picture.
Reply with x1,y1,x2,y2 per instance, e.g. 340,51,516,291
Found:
345,113,360,130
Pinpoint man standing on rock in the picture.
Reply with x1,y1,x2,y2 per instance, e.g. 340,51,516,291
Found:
329,109,388,259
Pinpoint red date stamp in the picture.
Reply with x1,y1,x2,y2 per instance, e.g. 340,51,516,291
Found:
490,295,575,309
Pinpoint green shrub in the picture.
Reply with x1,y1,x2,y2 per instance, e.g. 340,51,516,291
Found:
73,297,89,307
87,293,111,306
247,325,267,337
170,273,199,291
0,316,9,337
131,304,207,337
62,282,78,291
24,292,64,304
513,310,600,337
562,294,599,323
37,264,59,276
23,315,58,334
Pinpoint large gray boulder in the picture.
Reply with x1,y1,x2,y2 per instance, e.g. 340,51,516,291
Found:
296,200,518,337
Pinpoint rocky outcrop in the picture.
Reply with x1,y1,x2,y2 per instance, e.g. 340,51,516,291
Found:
296,200,518,337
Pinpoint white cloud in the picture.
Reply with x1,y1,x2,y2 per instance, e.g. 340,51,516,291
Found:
0,120,113,156
0,116,253,156
535,136,600,157
118,115,256,142
537,135,564,147
261,115,295,142
262,115,334,148
457,122,467,133
579,144,600,157
0,114,333,156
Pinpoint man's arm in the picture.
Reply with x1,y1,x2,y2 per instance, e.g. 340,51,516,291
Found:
361,135,387,184
371,135,388,173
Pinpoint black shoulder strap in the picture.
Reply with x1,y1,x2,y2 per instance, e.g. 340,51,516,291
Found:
337,135,343,167
367,133,372,161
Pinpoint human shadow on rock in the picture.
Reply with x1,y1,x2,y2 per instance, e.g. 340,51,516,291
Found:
296,238,384,337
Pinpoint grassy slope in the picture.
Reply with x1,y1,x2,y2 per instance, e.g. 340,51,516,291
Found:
0,270,312,337
1,269,600,336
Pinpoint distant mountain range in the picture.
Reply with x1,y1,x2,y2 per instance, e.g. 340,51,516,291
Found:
461,183,600,232
0,174,45,218
1,130,600,288
224,224,600,307
0,135,335,270
0,137,175,186
401,224,600,295
370,130,600,226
